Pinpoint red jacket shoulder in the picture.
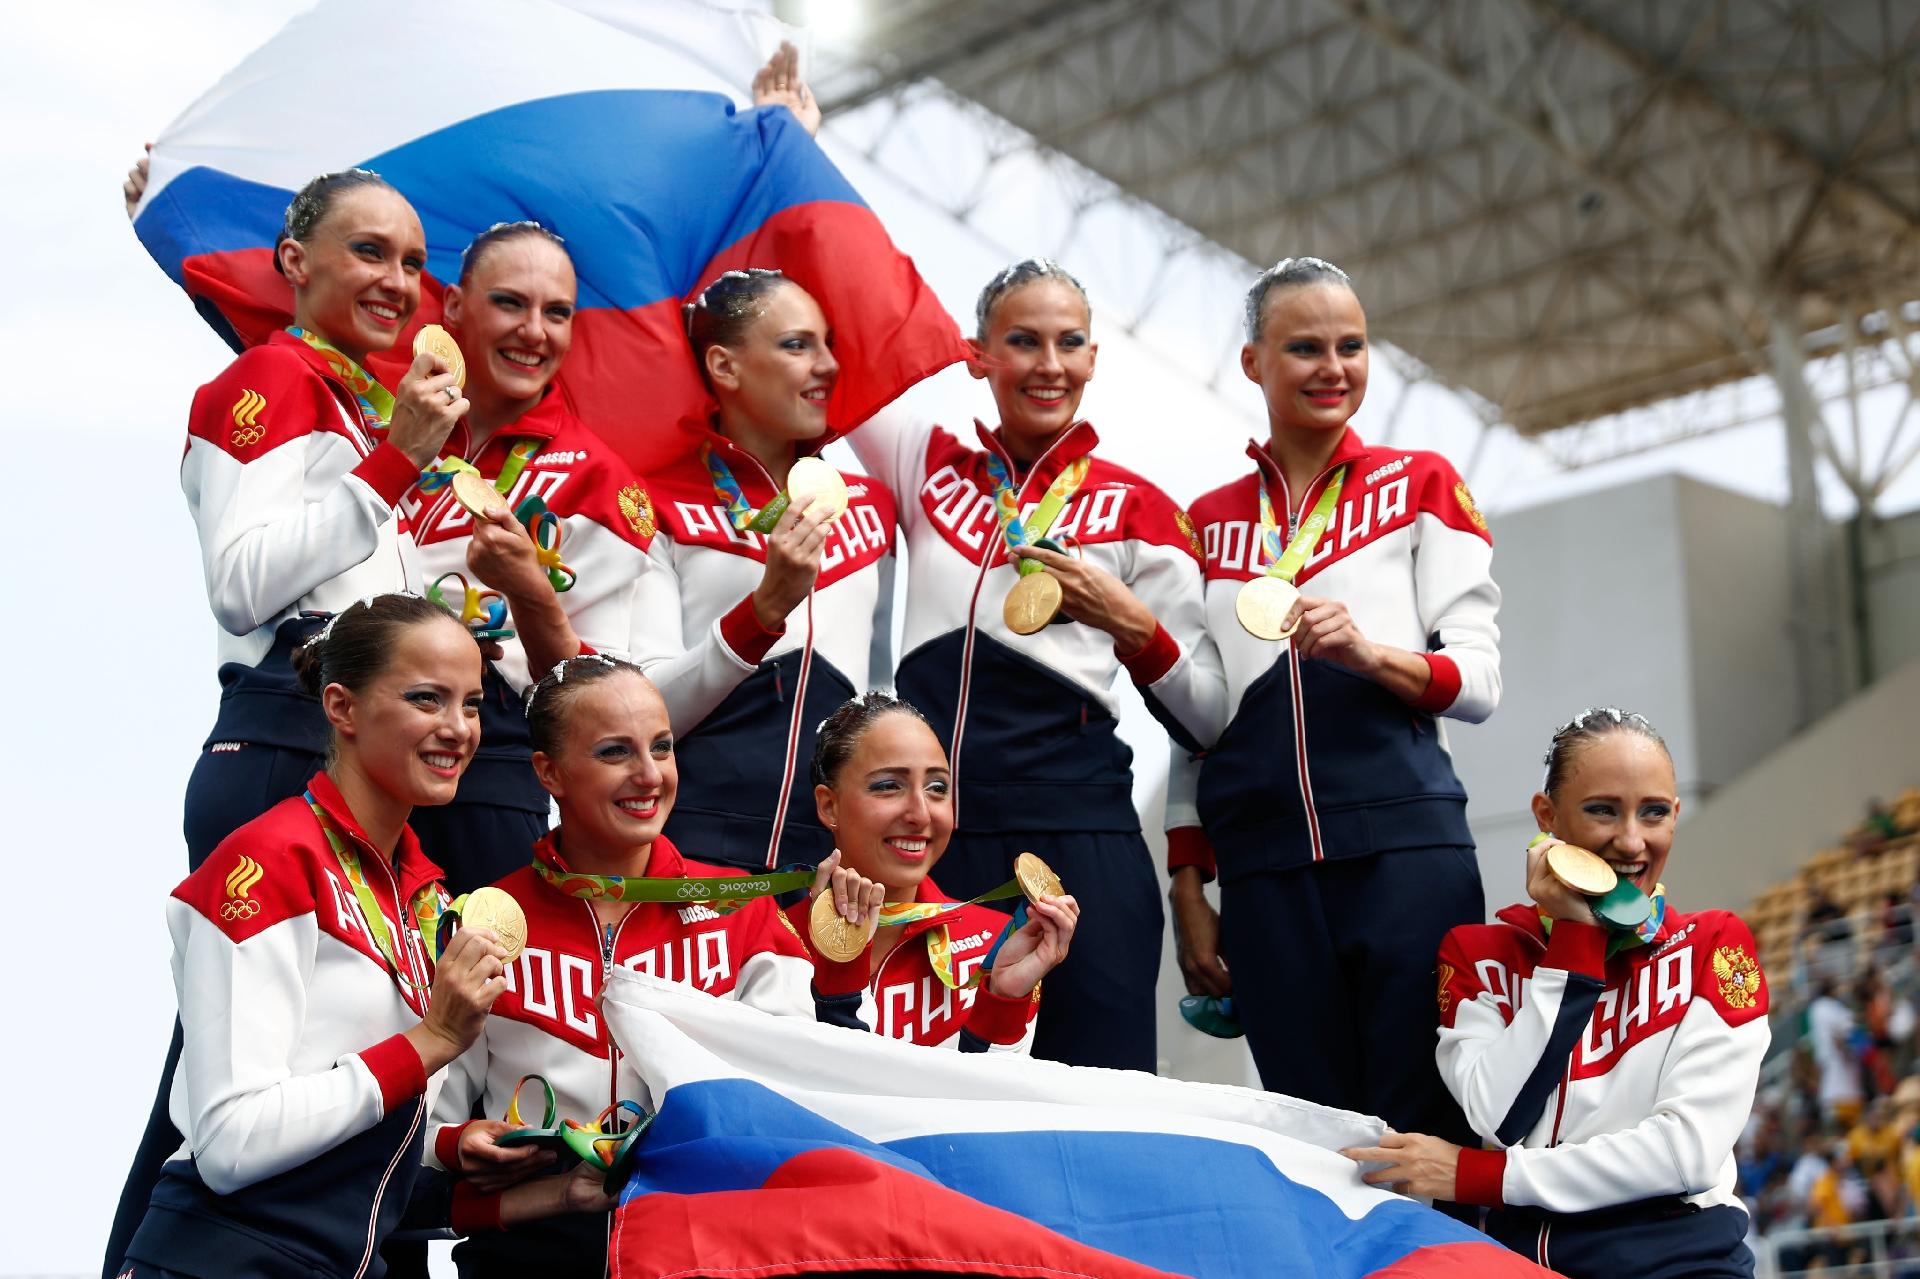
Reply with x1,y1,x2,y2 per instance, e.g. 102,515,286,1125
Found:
189,343,343,460
174,797,325,943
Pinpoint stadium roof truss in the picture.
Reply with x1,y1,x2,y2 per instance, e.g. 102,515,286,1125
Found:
806,0,1920,720
811,0,1920,508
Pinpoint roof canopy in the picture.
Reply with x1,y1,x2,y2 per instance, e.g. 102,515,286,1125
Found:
817,0,1920,435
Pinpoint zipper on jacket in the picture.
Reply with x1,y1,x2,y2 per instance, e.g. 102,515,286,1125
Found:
1264,458,1345,865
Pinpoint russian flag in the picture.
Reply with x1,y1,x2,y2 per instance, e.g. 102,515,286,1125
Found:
602,971,1553,1278
128,0,969,474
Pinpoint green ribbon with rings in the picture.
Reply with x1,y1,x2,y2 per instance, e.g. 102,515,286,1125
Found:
306,790,443,1008
532,859,816,912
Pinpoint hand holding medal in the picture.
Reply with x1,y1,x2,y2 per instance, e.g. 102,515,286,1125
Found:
1238,468,1344,640
986,453,1090,635
389,325,469,468
807,849,884,963
1526,833,1654,932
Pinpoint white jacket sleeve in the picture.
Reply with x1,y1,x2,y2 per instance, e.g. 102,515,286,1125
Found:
630,533,767,735
844,401,934,519
170,898,405,1195
424,1031,490,1172
1409,464,1501,723
1120,530,1227,751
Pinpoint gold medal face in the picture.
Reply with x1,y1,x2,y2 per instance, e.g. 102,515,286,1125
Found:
451,470,510,519
1003,570,1064,635
413,323,467,388
1014,851,1065,904
1545,842,1618,897
1235,576,1301,641
809,890,875,963
460,886,528,962
786,456,849,522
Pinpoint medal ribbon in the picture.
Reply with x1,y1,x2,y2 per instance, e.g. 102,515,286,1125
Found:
703,445,797,536
984,454,1091,578
305,790,444,1009
419,437,540,496
1256,467,1346,582
1536,884,1669,958
287,328,395,433
532,858,816,913
872,875,1047,991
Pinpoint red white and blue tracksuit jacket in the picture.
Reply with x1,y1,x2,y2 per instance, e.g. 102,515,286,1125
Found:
127,773,448,1279
1167,430,1500,878
1438,905,1770,1259
632,431,896,868
183,332,422,754
805,878,1041,1053
849,411,1223,834
426,830,816,1273
402,388,658,810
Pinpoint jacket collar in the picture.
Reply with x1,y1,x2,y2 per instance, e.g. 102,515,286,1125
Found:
975,419,1099,490
1493,898,1684,952
533,826,685,881
1245,427,1370,514
447,382,573,462
893,875,972,945
306,770,443,896
269,328,388,398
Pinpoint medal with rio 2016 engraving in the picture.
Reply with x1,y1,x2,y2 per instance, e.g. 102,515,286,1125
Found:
449,885,528,962
809,888,878,963
413,323,467,389
985,452,1090,636
1237,466,1345,641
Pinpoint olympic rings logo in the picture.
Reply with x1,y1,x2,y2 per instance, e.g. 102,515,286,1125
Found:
676,884,706,899
221,897,261,921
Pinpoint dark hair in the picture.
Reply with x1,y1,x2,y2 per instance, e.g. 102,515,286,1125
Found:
1541,706,1670,796
291,593,461,699
810,692,932,787
273,169,401,277
684,268,791,389
459,220,570,286
522,654,652,757
974,258,1090,339
1243,256,1354,342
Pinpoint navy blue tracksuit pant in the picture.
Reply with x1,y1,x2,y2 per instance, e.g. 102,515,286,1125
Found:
1219,845,1483,1147
1488,1198,1754,1278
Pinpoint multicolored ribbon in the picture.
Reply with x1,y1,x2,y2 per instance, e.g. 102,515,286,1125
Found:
983,453,1091,578
872,876,1043,990
420,436,540,497
306,789,445,1010
1255,467,1346,583
1537,884,1669,958
288,327,394,433
532,858,816,913
702,444,794,535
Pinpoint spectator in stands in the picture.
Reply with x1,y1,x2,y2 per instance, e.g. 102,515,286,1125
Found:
1809,979,1865,1126
1846,1097,1902,1219
1807,1143,1866,1229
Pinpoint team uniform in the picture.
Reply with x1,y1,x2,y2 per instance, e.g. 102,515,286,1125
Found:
108,333,426,1279
807,878,1042,1053
633,430,895,871
425,830,816,1277
1169,431,1499,1141
180,331,423,868
849,412,1223,1071
401,390,658,892
120,774,449,1279
1438,905,1770,1277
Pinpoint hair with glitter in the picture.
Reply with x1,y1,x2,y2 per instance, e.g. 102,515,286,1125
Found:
459,221,570,286
1243,256,1354,342
810,692,933,787
523,654,654,756
274,169,402,277
973,258,1091,339
1541,706,1670,796
683,268,792,389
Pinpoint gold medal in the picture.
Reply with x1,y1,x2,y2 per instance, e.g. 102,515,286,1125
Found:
1013,852,1065,903
457,886,528,962
808,889,875,963
786,456,849,523
1235,576,1301,641
1003,570,1063,635
451,470,510,519
413,323,467,388
1544,841,1618,897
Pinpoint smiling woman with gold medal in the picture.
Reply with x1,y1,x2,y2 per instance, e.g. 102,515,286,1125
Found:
1346,709,1769,1279
1166,257,1500,1178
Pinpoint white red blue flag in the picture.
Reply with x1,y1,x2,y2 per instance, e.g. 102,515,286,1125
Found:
602,970,1552,1278
128,0,968,473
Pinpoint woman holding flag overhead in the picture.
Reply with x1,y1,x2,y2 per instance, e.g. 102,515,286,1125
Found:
805,692,1078,1052
847,259,1223,1072
1166,256,1498,1158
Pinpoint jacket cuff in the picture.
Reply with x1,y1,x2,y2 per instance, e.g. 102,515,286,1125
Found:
1454,1146,1507,1208
352,441,422,506
718,594,783,664
1543,919,1609,979
434,1120,472,1170
1167,826,1217,882
1410,652,1461,713
810,951,871,997
451,1180,506,1233
360,1032,428,1113
967,986,1038,1045
1117,621,1179,685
